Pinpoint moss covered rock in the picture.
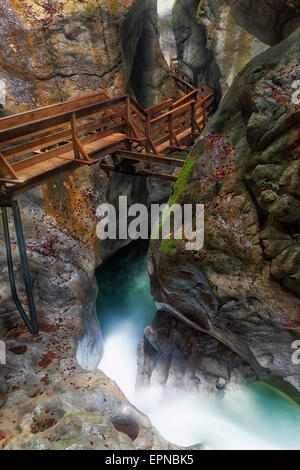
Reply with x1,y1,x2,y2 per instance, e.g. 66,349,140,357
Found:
148,28,300,401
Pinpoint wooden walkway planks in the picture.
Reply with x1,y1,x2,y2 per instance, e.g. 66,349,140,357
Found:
0,60,214,197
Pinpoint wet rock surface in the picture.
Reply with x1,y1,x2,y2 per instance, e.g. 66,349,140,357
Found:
144,28,300,402
172,0,268,101
0,326,172,450
0,0,178,450
225,0,300,45
0,0,176,113
137,310,256,396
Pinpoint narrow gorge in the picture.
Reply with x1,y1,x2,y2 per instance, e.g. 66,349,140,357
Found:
0,0,299,452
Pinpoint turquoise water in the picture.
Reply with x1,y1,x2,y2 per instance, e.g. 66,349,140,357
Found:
96,241,156,340
96,241,156,398
96,241,300,450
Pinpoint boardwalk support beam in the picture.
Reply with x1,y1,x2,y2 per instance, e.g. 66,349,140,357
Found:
1,199,38,334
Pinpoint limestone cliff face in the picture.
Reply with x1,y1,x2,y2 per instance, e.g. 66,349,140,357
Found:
172,0,268,102
141,28,300,402
0,0,177,450
224,0,300,45
0,0,177,113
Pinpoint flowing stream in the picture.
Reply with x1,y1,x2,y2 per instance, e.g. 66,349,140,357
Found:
96,241,300,450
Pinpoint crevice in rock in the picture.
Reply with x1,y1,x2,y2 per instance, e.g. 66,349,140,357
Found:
120,0,178,108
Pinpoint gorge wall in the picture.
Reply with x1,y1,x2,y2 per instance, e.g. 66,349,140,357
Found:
0,0,176,450
0,0,299,450
139,26,300,402
172,0,269,102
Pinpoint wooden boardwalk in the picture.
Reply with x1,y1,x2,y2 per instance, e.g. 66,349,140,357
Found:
0,59,214,198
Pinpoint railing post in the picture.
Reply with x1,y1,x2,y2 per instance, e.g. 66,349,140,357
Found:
125,95,132,137
70,112,80,160
145,114,151,153
169,105,174,146
203,100,207,128
191,101,198,136
11,200,38,334
1,199,39,334
0,150,18,180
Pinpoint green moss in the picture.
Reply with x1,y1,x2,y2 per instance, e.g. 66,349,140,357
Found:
85,0,120,16
170,154,195,205
196,0,207,23
160,236,182,254
153,154,195,253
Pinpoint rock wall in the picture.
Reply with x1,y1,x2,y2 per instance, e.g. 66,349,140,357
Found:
0,0,178,450
157,9,177,66
172,0,268,102
0,0,177,113
224,0,300,45
121,0,178,107
143,27,300,402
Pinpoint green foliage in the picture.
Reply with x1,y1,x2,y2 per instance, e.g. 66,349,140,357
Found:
170,154,195,206
160,236,182,254
156,154,195,254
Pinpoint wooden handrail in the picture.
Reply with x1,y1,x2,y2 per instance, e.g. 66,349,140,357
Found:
129,97,148,119
0,57,215,194
195,92,214,108
146,99,174,116
171,63,194,85
150,100,196,124
2,114,124,160
0,94,127,132
173,89,198,108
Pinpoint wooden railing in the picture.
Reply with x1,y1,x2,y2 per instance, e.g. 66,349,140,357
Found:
145,87,214,154
0,93,148,183
0,59,215,195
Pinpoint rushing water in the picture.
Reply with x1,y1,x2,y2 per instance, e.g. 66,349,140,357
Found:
96,242,300,450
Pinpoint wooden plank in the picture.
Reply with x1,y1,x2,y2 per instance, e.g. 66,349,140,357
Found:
130,116,145,135
0,116,70,146
195,93,214,109
0,94,103,131
157,125,195,153
15,133,128,180
139,168,178,181
153,132,170,147
0,100,125,146
129,97,148,119
12,131,126,173
171,73,194,92
168,145,187,151
0,177,26,184
151,121,170,137
4,160,81,198
115,150,185,167
3,114,124,160
100,163,178,181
